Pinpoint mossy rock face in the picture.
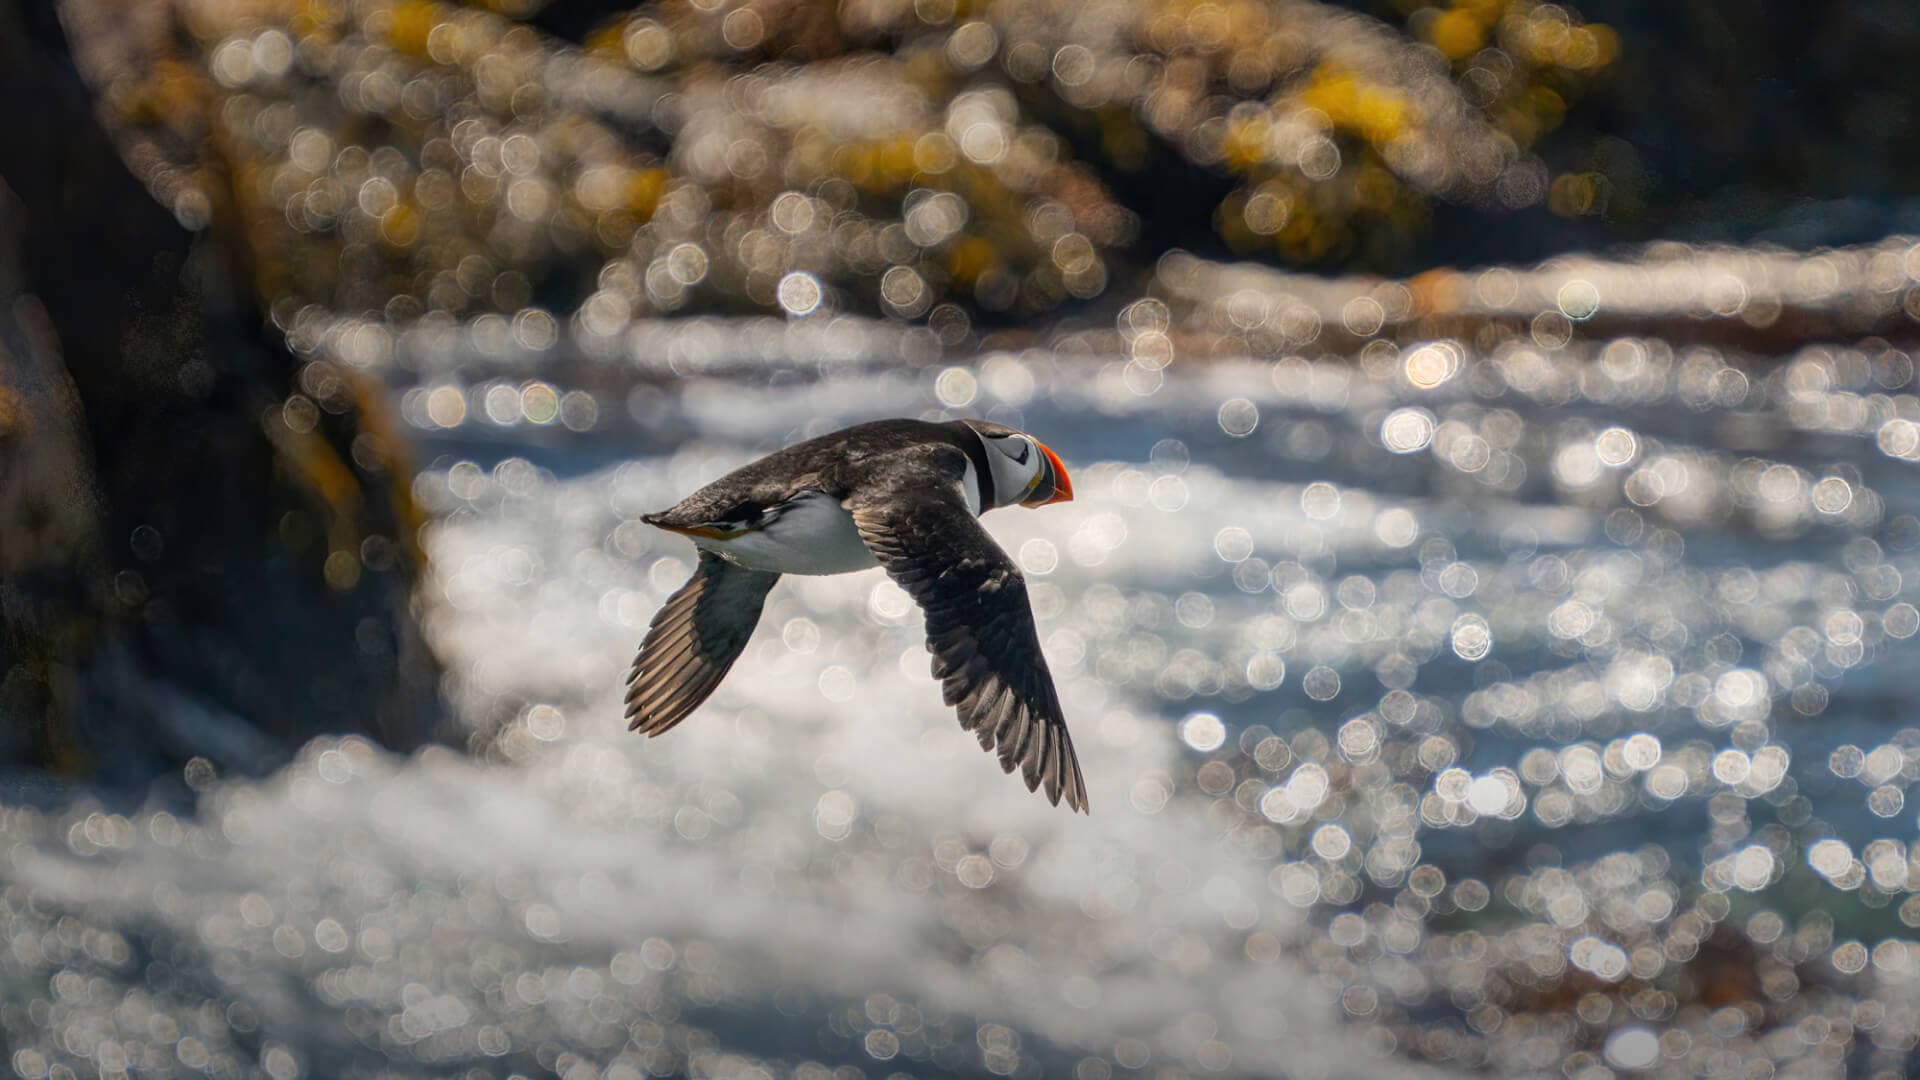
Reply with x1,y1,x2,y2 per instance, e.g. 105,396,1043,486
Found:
0,2,441,792
47,0,1612,340
0,235,106,775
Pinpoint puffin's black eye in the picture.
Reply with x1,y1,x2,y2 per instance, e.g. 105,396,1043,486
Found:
1009,439,1031,465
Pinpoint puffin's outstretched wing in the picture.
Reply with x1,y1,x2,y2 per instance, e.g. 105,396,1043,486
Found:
626,552,780,735
848,458,1088,812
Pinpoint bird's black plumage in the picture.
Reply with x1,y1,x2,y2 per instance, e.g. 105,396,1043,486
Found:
642,419,1003,531
625,552,780,735
847,451,1088,812
628,418,1087,812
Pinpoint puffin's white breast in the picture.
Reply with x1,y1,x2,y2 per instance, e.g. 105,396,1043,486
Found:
695,461,983,576
694,491,878,575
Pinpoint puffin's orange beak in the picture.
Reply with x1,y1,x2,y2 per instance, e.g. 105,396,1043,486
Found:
1022,440,1073,506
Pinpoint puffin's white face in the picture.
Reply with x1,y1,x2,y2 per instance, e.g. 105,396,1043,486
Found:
979,430,1073,509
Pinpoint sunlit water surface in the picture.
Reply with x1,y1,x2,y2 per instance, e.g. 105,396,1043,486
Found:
8,305,1920,1079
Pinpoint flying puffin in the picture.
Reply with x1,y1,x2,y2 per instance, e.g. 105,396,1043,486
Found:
626,417,1088,812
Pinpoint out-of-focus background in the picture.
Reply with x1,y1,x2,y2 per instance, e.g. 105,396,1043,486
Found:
4,0,1920,1076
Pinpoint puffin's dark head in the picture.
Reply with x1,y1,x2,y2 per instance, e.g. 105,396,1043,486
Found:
957,419,1074,509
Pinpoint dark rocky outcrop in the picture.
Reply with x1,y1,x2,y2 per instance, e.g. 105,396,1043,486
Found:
0,0,440,797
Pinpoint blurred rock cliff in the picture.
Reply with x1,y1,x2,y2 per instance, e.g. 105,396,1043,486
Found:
0,0,440,795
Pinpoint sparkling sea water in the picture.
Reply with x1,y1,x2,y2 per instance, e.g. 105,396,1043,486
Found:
8,243,1920,1078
